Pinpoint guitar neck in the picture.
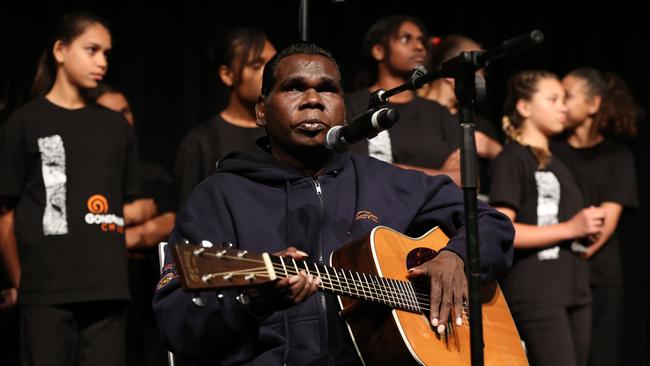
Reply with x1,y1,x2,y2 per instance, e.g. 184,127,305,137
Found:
171,244,430,314
270,256,429,314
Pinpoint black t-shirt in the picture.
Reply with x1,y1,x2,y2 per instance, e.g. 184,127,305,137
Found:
0,97,138,305
551,138,638,286
139,159,175,215
345,90,500,193
468,114,500,195
345,90,458,169
489,143,590,310
174,114,263,208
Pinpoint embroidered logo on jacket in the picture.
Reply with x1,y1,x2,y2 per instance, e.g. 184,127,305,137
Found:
157,273,176,290
354,210,379,223
157,263,178,290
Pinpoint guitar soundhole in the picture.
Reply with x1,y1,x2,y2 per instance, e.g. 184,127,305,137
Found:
407,248,439,333
406,247,437,269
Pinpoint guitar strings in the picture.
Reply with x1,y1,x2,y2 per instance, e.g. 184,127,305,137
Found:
193,254,469,317
261,265,470,320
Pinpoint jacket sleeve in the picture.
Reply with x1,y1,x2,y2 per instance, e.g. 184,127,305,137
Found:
410,174,515,283
152,177,272,362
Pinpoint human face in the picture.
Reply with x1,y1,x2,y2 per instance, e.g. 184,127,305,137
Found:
96,92,134,125
522,78,568,137
384,21,426,74
55,23,112,90
256,54,345,156
234,40,276,103
562,75,600,129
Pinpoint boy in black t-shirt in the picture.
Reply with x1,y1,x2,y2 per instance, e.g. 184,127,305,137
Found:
174,29,275,208
347,16,502,188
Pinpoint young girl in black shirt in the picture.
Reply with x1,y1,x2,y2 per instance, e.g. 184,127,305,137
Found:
347,15,462,183
174,29,276,207
553,68,640,366
489,70,606,366
0,12,138,366
348,18,502,185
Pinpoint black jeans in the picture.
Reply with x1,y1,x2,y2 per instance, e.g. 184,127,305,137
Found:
20,301,126,366
589,285,623,366
513,303,592,366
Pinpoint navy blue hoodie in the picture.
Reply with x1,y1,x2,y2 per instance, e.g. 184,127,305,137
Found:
153,140,514,365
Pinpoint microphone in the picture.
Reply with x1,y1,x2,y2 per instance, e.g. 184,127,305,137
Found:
325,108,399,151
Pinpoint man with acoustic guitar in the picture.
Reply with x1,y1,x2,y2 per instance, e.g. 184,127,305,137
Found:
153,43,515,365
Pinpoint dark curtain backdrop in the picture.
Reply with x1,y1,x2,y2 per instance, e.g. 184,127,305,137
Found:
1,1,648,365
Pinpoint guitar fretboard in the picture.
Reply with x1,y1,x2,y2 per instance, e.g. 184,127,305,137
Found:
270,256,430,313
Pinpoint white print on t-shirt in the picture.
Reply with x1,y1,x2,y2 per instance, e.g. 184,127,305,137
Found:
535,171,560,261
37,135,68,235
537,246,560,260
368,130,393,163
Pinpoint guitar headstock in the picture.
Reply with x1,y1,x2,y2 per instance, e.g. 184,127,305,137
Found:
171,244,277,290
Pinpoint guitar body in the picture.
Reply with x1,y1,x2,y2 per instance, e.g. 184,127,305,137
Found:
331,226,528,366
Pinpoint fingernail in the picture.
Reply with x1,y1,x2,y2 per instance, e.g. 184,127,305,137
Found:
456,317,462,326
431,318,438,327
407,268,415,273
437,324,446,335
296,250,309,257
314,277,321,286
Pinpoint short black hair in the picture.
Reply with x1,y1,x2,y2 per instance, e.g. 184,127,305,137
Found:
209,28,267,69
260,42,342,97
362,15,428,61
208,28,268,86
355,15,428,88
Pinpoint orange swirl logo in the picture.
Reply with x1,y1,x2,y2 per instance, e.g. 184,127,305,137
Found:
87,195,109,214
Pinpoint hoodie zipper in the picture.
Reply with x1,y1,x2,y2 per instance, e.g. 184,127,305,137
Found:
313,178,329,362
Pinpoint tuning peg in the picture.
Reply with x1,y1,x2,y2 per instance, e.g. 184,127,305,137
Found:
193,248,205,256
192,295,206,307
236,293,250,305
201,274,215,283
244,273,256,281
237,250,248,258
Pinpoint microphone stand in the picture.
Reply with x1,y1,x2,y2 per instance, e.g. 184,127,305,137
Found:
298,0,309,41
366,30,544,366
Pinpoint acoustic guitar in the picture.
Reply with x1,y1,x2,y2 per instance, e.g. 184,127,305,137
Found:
171,225,528,365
